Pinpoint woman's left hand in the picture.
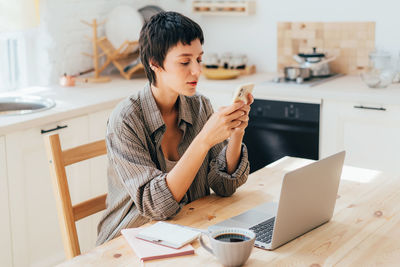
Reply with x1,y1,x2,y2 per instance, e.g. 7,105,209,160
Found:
231,93,254,137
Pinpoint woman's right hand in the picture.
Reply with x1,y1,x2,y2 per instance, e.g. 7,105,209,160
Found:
198,101,246,149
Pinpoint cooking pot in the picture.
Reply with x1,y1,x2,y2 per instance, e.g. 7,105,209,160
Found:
284,66,311,83
294,47,335,77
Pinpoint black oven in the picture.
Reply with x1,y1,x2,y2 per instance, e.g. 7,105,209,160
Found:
243,99,320,173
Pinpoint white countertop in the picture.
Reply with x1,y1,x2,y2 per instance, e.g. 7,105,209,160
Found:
1,72,400,135
0,77,147,135
255,75,400,106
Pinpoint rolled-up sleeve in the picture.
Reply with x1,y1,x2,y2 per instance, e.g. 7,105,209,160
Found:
201,96,250,197
107,121,185,220
208,141,250,196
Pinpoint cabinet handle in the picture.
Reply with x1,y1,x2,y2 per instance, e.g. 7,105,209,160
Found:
353,105,386,111
41,125,68,134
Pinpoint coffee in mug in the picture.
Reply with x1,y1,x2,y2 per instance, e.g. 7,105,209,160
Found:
200,227,255,267
214,233,250,243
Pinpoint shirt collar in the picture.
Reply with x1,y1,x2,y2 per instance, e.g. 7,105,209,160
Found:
140,83,165,135
139,83,194,135
177,94,193,126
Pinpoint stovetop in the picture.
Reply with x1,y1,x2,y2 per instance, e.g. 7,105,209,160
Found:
268,73,344,87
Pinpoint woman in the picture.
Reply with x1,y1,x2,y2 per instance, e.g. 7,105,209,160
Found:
97,11,253,245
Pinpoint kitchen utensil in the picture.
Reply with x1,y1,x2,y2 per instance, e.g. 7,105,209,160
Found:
97,37,143,80
307,56,336,70
360,69,394,89
59,74,91,87
203,53,220,68
361,49,394,88
220,52,233,69
308,56,336,77
105,5,143,49
284,66,311,81
80,19,111,83
298,47,326,63
230,53,247,69
295,47,333,77
59,74,75,86
369,50,391,70
71,68,94,77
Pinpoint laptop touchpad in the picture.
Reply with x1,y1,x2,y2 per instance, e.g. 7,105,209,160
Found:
231,209,273,226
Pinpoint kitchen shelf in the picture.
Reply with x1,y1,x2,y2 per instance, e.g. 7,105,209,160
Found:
192,1,255,16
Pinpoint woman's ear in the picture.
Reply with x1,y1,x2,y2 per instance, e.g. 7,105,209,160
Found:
149,61,158,71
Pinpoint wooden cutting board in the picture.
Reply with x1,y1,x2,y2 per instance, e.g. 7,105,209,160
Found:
277,22,375,75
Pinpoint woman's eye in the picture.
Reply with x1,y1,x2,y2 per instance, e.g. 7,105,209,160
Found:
181,62,190,65
197,58,202,63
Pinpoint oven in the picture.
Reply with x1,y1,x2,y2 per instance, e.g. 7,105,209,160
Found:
243,99,320,173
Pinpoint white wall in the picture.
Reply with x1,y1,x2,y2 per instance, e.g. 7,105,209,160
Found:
35,0,400,85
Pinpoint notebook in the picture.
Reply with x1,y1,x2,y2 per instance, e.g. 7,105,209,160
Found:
135,222,201,249
121,228,195,261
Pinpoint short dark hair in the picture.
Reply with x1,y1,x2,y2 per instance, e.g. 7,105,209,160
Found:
139,11,204,85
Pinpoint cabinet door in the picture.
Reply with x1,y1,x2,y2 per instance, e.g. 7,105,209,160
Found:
80,108,113,252
321,100,400,173
6,116,90,267
0,136,13,267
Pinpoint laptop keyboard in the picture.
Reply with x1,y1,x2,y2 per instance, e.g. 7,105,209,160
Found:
249,217,275,244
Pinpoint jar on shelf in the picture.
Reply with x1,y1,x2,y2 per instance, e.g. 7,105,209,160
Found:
220,52,232,69
203,53,220,69
361,50,394,89
230,53,247,69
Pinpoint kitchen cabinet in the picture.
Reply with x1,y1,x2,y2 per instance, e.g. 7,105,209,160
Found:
6,116,89,267
320,99,400,173
5,108,112,267
0,136,13,267
83,109,112,251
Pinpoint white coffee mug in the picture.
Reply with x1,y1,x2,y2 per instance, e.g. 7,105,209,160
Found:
200,227,255,267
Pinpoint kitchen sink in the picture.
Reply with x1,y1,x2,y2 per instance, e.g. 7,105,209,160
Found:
0,95,56,116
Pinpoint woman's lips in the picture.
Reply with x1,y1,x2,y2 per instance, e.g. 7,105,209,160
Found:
188,81,197,86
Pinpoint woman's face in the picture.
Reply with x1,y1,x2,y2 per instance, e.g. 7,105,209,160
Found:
153,38,203,96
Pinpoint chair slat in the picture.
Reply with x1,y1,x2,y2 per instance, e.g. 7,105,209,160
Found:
63,140,107,166
73,194,107,221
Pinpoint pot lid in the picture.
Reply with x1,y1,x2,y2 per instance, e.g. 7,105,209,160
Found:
298,47,325,58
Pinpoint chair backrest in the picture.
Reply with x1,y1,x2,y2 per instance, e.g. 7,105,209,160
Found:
44,133,107,259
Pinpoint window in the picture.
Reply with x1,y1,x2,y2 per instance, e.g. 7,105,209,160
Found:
0,32,28,92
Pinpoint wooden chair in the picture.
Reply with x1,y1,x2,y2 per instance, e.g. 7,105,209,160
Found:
44,133,107,259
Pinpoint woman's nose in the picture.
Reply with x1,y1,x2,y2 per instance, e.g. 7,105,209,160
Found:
191,61,202,76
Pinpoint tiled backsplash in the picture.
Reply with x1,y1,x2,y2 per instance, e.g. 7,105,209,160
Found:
277,22,376,74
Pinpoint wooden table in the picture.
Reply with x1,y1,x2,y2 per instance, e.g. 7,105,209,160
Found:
59,156,400,266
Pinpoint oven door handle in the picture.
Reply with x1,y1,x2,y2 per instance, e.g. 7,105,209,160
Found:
353,105,386,111
248,121,318,134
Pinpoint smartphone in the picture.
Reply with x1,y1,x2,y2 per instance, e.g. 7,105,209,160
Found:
231,83,254,104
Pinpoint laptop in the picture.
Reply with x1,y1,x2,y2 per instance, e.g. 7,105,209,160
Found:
209,151,346,250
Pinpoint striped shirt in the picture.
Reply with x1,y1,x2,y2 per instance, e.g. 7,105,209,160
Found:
96,83,250,245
